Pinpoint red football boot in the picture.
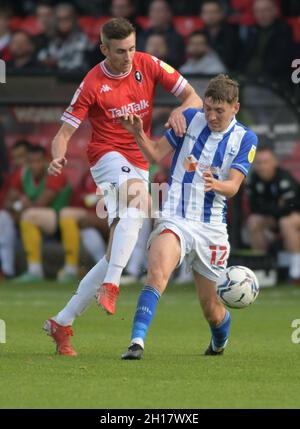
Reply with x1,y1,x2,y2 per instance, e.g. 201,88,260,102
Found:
97,283,119,315
44,319,77,356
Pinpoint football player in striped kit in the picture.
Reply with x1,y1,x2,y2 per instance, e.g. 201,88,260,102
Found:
120,74,258,359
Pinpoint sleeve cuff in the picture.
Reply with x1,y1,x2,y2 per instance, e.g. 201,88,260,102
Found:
171,76,188,97
231,164,248,176
61,112,82,129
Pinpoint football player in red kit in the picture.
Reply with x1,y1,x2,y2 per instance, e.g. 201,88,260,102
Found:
45,17,202,356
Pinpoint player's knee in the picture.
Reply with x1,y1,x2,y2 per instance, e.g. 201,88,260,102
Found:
279,214,295,231
247,214,264,231
21,208,38,224
60,207,74,219
147,265,169,289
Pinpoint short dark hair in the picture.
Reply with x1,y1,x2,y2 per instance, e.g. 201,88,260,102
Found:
205,74,239,104
12,139,32,152
101,18,135,44
201,0,224,10
256,143,274,154
28,144,47,156
188,30,208,41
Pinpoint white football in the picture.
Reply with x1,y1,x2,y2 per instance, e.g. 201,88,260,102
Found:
216,266,259,309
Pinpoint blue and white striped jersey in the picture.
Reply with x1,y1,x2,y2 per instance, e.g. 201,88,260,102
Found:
163,108,258,224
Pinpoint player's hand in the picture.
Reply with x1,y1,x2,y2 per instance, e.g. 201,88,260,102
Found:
48,157,67,176
203,170,217,192
165,108,186,137
120,114,143,135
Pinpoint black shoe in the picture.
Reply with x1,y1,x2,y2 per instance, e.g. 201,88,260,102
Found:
121,343,144,360
204,341,224,356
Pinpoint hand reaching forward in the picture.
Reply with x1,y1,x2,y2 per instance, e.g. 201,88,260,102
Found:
119,114,143,135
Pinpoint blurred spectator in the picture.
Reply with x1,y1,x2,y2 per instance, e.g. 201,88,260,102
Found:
246,145,300,285
0,139,32,280
111,0,145,37
0,5,11,62
239,0,294,80
180,31,226,75
139,0,185,68
7,31,39,70
38,3,90,71
57,171,109,282
33,0,56,53
5,145,72,282
200,0,241,70
144,32,171,64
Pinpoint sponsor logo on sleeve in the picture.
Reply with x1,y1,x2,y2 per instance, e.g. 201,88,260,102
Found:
248,145,256,163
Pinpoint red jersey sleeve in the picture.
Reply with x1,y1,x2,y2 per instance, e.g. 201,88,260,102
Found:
45,173,67,192
145,53,188,97
61,71,96,129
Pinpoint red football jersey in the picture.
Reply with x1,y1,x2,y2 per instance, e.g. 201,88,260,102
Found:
61,52,188,171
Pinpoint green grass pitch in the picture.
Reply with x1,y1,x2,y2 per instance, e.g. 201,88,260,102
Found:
0,280,300,409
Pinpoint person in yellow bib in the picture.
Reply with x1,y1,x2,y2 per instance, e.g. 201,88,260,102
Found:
5,145,71,282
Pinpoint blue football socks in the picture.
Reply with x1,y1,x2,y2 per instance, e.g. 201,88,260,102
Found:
209,310,231,351
131,285,161,348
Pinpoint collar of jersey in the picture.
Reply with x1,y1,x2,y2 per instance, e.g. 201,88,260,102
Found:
100,60,132,79
210,116,237,139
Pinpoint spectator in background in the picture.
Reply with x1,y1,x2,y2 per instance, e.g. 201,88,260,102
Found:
139,0,185,68
0,5,11,62
38,3,90,71
58,171,109,282
7,31,39,70
4,145,72,283
144,32,171,64
200,0,240,71
180,31,227,75
33,0,55,53
246,145,300,286
111,0,144,38
239,0,294,80
0,139,32,280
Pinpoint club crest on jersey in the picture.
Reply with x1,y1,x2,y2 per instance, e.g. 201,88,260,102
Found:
134,70,142,83
184,155,199,172
121,166,131,173
248,145,256,163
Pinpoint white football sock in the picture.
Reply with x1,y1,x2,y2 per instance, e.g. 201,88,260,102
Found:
63,264,77,275
54,256,108,326
289,253,300,279
103,208,144,286
126,218,152,277
0,210,16,276
81,227,106,262
28,263,43,276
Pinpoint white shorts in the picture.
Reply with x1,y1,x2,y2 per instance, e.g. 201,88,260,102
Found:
90,151,149,226
148,216,230,282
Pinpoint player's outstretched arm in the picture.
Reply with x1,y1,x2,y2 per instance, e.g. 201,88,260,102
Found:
120,114,173,164
165,83,203,137
48,122,77,176
203,169,245,198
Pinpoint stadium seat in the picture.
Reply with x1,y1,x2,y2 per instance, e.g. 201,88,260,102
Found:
135,16,150,29
173,17,203,37
286,17,300,43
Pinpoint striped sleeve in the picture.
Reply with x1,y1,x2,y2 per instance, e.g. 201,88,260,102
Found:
61,78,95,128
147,54,187,97
231,130,258,176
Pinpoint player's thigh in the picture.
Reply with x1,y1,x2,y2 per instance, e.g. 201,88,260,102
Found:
279,211,300,231
60,207,88,222
247,214,276,230
22,208,57,235
146,233,181,293
119,178,151,216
